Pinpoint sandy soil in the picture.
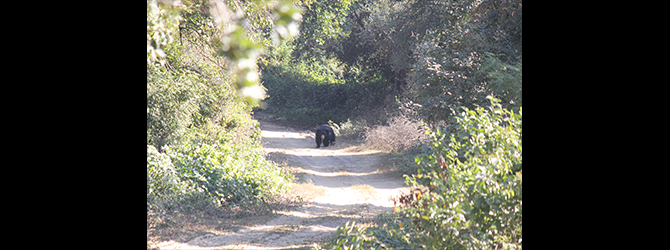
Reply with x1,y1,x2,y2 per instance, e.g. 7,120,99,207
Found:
149,117,410,249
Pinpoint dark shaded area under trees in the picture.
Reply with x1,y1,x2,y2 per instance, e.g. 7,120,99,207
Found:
260,0,521,126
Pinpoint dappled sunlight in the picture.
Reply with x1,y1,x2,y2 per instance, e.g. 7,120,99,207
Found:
151,119,411,249
258,119,411,211
171,202,392,249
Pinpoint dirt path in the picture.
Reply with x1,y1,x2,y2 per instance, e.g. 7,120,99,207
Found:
151,118,409,249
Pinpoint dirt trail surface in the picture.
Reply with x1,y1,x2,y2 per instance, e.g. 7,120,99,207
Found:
151,117,410,249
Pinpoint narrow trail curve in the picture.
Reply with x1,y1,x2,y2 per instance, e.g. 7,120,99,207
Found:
153,118,410,249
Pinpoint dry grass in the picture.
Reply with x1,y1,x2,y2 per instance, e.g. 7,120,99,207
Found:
147,209,279,247
363,115,429,153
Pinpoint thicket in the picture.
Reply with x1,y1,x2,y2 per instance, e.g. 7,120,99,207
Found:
259,0,403,127
260,0,521,127
260,46,395,126
147,0,303,227
318,97,522,249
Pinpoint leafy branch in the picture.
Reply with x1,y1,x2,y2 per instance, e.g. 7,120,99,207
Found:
147,0,303,106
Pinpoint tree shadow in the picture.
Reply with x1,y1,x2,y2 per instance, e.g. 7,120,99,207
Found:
267,149,404,189
182,202,394,249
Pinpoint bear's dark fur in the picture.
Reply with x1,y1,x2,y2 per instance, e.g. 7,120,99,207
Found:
315,124,336,148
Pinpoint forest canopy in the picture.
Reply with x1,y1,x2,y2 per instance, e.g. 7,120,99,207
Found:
261,0,521,126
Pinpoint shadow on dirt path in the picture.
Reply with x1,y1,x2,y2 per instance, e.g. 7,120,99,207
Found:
150,116,410,249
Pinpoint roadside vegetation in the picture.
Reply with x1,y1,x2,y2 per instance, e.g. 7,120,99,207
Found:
317,97,521,249
147,0,302,231
147,0,521,249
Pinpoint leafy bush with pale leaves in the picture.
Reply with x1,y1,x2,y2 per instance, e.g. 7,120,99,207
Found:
317,96,521,250
148,121,293,219
147,144,192,210
147,0,298,220
327,118,367,139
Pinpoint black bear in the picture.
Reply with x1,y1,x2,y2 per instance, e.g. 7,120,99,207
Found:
315,124,336,148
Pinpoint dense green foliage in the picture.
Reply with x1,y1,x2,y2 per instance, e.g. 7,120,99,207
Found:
147,114,293,216
318,97,521,249
262,0,521,126
156,120,291,210
147,0,302,220
261,42,394,125
260,0,402,126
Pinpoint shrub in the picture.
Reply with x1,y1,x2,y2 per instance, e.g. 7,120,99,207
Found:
319,96,522,250
363,114,429,153
164,120,293,213
401,96,522,249
148,118,293,221
147,0,300,229
146,58,243,152
147,144,211,228
328,118,367,140
315,221,411,250
146,69,201,151
147,145,192,210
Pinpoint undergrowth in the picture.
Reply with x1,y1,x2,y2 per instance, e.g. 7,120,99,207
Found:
316,96,522,250
148,118,293,229
147,1,296,230
328,118,367,141
260,42,398,127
